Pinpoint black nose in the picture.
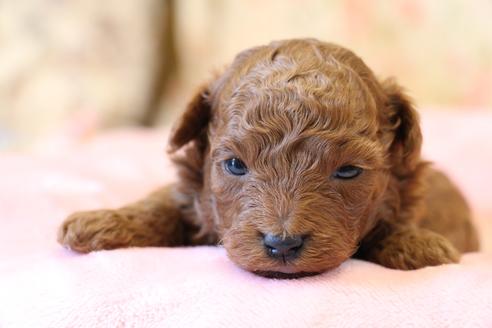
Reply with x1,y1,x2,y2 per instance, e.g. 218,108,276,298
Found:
263,234,304,261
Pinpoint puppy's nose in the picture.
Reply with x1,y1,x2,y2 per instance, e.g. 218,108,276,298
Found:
263,234,304,260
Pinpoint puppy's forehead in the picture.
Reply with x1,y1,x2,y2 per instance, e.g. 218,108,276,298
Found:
215,47,379,141
209,40,386,168
212,39,383,111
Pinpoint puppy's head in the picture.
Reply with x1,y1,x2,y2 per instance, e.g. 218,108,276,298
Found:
169,39,422,277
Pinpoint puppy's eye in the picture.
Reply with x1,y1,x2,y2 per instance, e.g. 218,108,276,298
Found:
333,165,363,179
224,158,248,176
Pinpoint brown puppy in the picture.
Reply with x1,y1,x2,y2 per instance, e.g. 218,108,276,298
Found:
58,39,479,277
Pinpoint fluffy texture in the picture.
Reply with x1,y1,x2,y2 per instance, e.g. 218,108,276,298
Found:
58,39,478,276
0,119,491,327
1,248,492,328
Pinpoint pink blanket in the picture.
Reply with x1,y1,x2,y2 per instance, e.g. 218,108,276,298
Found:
1,111,491,327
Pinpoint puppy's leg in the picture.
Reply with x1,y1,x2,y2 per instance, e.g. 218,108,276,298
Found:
58,185,203,253
419,169,479,253
356,223,460,270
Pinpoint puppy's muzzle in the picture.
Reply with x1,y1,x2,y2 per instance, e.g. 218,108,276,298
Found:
263,234,305,261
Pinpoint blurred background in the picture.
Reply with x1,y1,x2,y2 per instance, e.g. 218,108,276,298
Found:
1,0,491,150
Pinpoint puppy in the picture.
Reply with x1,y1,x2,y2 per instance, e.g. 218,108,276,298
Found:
58,39,479,277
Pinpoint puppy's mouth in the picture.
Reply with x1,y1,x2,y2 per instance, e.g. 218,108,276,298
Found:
254,270,320,279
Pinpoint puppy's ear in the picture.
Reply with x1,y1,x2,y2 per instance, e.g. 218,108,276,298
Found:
168,84,212,153
382,79,422,175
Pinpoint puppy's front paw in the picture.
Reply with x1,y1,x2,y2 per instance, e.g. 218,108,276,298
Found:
58,209,131,253
367,227,460,270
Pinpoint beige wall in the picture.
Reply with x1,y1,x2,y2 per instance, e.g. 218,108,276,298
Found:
1,0,491,149
0,0,166,148
172,0,492,113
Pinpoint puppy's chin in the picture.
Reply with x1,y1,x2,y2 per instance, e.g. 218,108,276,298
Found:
254,270,321,279
248,261,345,279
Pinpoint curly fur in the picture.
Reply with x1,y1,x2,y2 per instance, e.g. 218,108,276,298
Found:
58,39,479,276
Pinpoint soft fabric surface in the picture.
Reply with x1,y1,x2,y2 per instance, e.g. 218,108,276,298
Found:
1,111,491,327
